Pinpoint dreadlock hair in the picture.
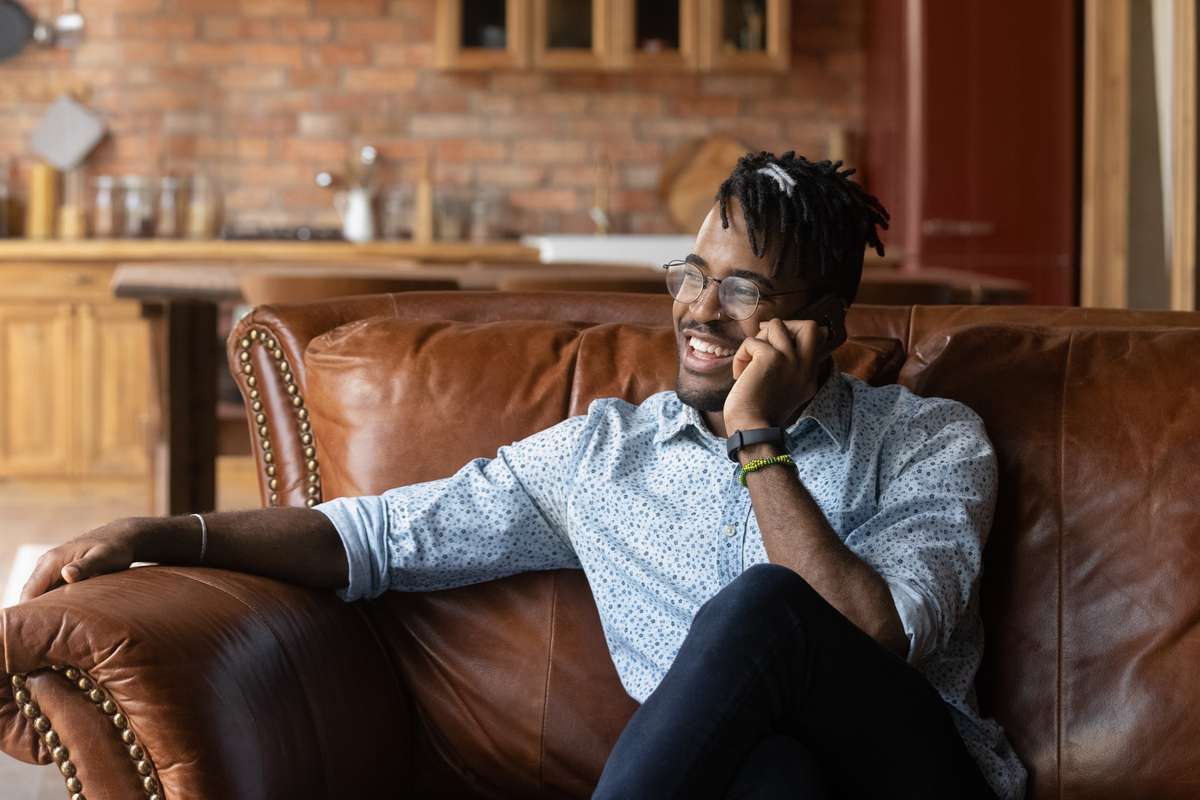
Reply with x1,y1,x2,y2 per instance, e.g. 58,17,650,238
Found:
714,151,890,306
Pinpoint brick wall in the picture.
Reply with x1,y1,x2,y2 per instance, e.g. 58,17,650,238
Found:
0,0,865,235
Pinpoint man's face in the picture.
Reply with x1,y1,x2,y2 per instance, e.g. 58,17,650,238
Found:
673,202,820,412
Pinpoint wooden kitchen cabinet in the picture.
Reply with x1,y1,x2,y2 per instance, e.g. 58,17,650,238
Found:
0,263,151,480
0,302,75,476
698,0,790,71
76,302,152,477
610,0,700,70
436,0,530,69
436,0,786,72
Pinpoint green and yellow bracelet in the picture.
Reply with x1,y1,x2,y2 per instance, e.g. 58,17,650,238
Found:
737,454,796,486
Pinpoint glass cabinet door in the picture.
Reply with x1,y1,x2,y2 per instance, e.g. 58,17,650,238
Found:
614,0,698,70
701,0,789,71
436,0,529,69
532,0,611,69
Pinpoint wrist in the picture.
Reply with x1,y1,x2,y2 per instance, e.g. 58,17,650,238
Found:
130,515,196,564
737,442,784,465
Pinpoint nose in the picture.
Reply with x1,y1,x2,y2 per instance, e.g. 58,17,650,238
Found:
689,279,722,324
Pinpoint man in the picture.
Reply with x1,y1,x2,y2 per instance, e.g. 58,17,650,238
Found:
23,152,1025,799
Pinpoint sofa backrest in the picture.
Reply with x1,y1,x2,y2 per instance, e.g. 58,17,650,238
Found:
229,292,1200,799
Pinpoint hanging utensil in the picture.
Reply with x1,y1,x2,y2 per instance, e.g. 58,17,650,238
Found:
0,1,34,62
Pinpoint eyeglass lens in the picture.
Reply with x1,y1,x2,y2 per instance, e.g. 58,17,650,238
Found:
664,262,760,320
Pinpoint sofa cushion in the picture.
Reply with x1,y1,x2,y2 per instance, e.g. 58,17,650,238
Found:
900,324,1200,800
305,317,904,499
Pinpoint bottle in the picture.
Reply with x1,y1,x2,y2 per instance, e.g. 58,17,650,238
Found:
92,175,118,238
413,155,434,244
186,174,219,239
57,168,87,240
26,162,58,240
155,176,181,238
121,176,154,238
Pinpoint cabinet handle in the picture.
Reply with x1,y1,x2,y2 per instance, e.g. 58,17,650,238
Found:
921,219,996,237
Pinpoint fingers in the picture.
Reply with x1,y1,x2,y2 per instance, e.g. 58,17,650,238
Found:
732,336,778,381
759,318,796,361
18,541,127,603
20,548,71,603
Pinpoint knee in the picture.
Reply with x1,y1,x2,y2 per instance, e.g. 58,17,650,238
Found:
696,564,822,628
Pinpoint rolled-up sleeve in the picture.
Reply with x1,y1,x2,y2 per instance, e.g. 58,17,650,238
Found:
316,415,587,602
845,398,997,664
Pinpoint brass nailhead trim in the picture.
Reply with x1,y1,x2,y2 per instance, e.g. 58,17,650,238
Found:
240,328,322,508
10,671,91,800
38,666,165,800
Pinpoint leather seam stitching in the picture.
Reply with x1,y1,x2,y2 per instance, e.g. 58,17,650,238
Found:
1056,331,1073,800
538,571,559,787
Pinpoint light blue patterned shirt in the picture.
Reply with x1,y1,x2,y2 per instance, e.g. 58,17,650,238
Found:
317,371,1026,799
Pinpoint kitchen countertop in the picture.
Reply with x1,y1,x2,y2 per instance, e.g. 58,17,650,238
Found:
0,239,540,263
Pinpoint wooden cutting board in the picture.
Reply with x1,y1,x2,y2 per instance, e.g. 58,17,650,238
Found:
659,135,749,233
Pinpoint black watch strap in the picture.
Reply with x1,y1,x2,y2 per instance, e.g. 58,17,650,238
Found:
726,427,786,462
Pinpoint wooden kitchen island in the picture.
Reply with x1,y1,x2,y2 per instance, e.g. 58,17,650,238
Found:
0,239,544,514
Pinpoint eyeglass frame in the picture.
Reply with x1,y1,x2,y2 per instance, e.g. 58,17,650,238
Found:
661,258,820,321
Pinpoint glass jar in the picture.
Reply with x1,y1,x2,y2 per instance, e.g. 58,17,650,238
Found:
92,175,119,239
155,176,182,238
121,176,155,238
381,186,413,240
186,174,220,240
58,168,87,240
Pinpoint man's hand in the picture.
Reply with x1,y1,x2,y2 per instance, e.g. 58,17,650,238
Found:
19,517,164,603
723,317,831,434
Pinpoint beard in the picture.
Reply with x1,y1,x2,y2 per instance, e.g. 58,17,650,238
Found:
675,371,734,412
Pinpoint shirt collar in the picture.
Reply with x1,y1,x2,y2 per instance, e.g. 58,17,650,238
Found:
656,370,852,450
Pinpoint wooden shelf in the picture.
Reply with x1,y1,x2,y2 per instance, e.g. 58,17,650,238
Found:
0,239,540,264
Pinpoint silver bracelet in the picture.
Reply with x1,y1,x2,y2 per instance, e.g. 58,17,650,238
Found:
190,513,208,563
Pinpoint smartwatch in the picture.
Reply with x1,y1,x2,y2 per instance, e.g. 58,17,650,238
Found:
726,427,786,462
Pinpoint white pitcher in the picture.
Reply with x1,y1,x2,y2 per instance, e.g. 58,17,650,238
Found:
334,186,375,243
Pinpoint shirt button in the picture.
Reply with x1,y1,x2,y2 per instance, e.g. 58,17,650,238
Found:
723,524,736,537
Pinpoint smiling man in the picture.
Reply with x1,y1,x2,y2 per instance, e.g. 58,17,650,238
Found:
22,152,1024,799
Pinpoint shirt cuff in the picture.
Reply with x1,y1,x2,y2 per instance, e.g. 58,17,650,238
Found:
884,576,937,665
314,495,389,602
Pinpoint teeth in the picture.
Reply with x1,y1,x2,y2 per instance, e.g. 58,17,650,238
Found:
689,337,735,357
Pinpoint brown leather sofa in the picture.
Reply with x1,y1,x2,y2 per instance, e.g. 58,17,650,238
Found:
3,291,1199,800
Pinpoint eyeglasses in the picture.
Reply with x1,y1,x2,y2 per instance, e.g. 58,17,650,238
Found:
662,259,814,321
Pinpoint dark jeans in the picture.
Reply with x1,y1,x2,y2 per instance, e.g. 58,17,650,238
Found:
593,564,996,799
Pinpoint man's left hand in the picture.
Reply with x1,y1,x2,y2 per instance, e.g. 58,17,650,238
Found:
723,318,830,434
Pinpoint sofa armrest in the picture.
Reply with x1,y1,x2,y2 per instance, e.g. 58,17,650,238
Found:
1,566,414,799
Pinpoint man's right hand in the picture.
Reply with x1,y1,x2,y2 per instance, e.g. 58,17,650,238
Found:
19,517,157,603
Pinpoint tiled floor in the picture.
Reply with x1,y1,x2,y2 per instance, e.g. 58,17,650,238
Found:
0,457,260,798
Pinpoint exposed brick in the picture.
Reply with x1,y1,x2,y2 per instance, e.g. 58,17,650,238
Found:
315,0,385,15
236,0,306,16
308,45,369,67
173,43,242,66
372,43,435,67
509,189,580,212
243,19,334,40
282,139,349,163
476,164,545,188
410,114,481,138
298,112,350,139
217,67,288,90
592,94,664,116
114,16,197,39
342,68,420,92
7,0,866,235
435,139,507,162
512,140,589,164
336,19,413,44
672,96,741,117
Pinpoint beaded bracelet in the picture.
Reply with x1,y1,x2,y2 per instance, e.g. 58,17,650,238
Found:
738,454,796,487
